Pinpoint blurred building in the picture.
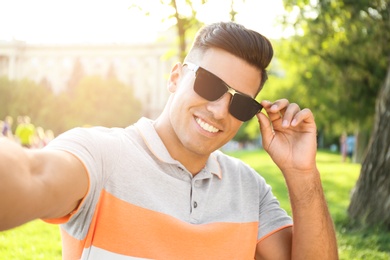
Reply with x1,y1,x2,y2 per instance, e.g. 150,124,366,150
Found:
0,40,176,119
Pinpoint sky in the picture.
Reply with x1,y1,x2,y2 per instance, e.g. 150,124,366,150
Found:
0,0,289,44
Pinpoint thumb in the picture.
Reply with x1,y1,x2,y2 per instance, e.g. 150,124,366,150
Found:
256,112,273,149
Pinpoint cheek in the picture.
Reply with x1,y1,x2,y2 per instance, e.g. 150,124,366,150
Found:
169,92,190,113
170,83,203,113
168,92,195,126
229,121,244,137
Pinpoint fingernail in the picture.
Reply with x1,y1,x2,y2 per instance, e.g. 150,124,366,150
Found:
291,119,297,126
282,120,289,127
271,105,278,110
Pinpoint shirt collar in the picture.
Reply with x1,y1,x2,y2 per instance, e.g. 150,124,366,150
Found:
134,117,222,179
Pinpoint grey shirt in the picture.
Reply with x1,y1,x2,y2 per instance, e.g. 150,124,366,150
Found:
45,117,292,259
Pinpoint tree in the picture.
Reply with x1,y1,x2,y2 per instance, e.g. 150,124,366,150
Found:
66,76,142,129
0,77,61,136
129,0,201,61
67,58,85,95
348,61,390,228
129,0,247,61
280,0,390,229
0,76,142,135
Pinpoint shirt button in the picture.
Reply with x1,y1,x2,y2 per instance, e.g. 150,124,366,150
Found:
193,201,198,208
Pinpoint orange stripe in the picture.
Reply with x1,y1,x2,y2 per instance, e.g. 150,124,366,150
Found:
89,190,258,259
60,200,101,260
257,224,293,243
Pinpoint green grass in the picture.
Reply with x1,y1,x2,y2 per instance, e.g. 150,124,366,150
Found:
228,149,390,260
0,220,61,259
0,149,389,259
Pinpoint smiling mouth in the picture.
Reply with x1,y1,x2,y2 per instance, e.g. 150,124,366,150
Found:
195,117,220,133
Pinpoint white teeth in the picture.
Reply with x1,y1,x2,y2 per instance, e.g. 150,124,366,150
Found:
196,118,219,133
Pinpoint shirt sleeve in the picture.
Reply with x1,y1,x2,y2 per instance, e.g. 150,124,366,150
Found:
256,178,293,241
43,127,122,239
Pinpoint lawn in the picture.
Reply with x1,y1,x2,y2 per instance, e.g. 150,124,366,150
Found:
0,149,389,259
0,220,61,259
229,149,390,259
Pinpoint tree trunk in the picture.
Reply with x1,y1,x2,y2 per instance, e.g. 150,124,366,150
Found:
348,61,390,229
171,0,187,62
354,128,370,163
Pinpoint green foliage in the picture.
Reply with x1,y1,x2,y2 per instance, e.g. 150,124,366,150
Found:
273,0,390,145
66,76,142,129
0,76,142,135
233,118,260,142
0,77,56,132
276,3,390,229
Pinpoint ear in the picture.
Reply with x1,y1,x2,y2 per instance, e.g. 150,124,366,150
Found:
167,62,182,93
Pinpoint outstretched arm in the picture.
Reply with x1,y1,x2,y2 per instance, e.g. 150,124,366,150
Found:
0,137,88,231
255,99,338,259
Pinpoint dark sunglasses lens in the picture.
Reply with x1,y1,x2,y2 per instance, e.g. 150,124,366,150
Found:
229,94,263,121
194,69,227,101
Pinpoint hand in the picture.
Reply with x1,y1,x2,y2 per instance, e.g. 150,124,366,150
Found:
256,99,317,174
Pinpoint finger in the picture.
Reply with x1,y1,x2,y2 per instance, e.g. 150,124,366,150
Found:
266,99,290,113
290,108,315,127
281,103,300,128
256,112,274,149
261,100,285,123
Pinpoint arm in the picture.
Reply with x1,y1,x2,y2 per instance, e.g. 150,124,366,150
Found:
255,99,338,259
0,137,88,231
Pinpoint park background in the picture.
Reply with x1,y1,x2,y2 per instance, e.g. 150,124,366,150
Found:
0,0,389,259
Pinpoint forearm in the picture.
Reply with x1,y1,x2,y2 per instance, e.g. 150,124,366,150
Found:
0,138,38,230
1,137,89,231
285,168,338,259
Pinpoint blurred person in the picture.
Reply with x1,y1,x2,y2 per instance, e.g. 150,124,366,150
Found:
14,116,24,143
346,134,356,162
1,115,14,139
14,116,36,148
0,22,337,259
340,131,347,162
43,129,55,146
32,127,46,149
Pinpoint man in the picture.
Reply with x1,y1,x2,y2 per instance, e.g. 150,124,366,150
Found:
0,22,338,259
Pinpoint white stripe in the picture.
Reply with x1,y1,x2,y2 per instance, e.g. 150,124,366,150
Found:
81,246,153,260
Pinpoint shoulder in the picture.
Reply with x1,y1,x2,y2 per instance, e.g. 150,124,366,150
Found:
58,126,127,142
44,126,132,158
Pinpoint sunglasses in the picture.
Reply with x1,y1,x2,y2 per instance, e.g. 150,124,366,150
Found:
183,62,263,122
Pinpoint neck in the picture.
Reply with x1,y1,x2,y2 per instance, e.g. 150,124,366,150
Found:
153,116,209,176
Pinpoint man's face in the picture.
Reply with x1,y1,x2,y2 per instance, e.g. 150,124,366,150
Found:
166,48,262,158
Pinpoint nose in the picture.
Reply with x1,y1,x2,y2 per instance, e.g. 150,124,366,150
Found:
206,92,232,120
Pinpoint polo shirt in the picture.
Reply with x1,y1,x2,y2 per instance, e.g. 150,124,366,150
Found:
44,117,292,259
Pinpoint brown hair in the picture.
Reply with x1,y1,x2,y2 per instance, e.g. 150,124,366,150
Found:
186,22,273,91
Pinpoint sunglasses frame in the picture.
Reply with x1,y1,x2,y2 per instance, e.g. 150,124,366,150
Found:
183,62,263,121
